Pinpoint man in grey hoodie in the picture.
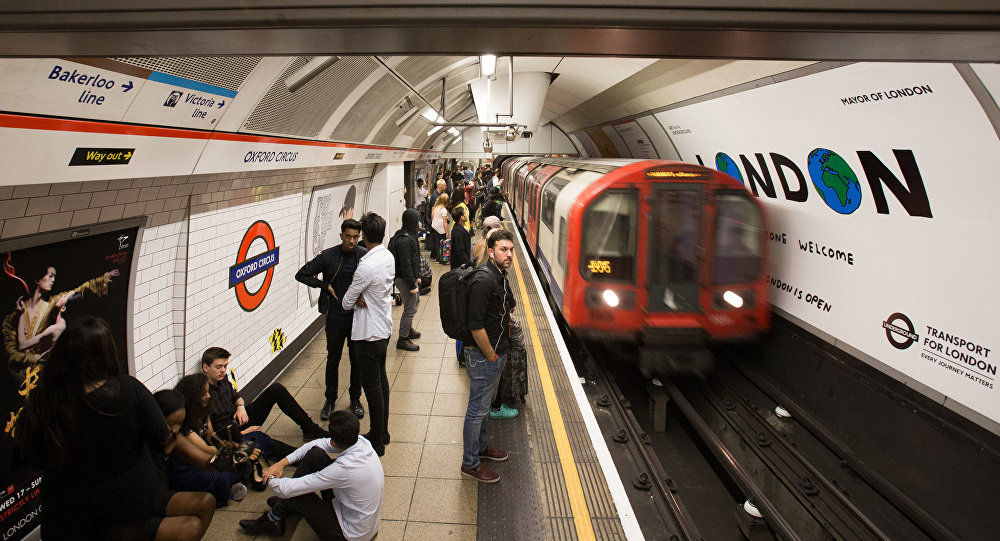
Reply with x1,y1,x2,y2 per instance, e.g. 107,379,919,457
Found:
387,208,422,351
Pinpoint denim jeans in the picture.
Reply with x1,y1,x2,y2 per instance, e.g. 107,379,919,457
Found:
462,346,507,468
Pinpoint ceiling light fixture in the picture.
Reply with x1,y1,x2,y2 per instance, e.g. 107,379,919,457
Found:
481,55,497,78
427,125,443,136
394,98,418,126
285,56,340,92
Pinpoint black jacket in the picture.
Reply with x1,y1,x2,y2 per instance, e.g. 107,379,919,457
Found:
450,222,473,270
464,260,516,353
388,209,422,290
295,243,368,316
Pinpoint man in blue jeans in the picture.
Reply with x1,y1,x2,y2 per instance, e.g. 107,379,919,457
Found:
460,229,517,483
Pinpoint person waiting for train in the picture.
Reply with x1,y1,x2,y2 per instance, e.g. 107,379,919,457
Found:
387,209,423,352
450,206,473,270
460,229,517,483
481,186,504,221
430,193,451,263
295,218,368,423
202,347,328,452
449,187,471,233
239,410,385,540
472,217,503,267
15,316,217,540
171,373,259,506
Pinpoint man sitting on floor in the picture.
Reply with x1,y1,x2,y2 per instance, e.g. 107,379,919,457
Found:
239,410,385,540
202,346,329,444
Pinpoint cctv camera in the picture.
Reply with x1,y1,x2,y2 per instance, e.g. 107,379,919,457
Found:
521,131,533,139
483,140,494,152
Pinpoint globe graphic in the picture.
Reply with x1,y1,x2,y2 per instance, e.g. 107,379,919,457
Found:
715,153,744,184
807,148,862,214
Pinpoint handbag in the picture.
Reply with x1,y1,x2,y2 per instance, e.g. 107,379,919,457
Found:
439,238,451,264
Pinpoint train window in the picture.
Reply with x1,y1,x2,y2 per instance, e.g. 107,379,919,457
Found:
713,193,762,284
541,178,569,230
558,217,568,267
648,188,701,312
580,190,637,282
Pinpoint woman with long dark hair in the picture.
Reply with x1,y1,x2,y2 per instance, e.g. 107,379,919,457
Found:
15,316,213,540
151,389,216,540
171,373,255,506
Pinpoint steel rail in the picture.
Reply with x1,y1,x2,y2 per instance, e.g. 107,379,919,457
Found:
725,357,961,541
663,381,803,541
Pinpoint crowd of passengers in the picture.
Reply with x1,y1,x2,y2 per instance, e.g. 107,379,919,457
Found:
14,185,520,540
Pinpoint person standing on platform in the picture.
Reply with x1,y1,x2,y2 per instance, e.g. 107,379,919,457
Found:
342,212,394,456
450,207,473,270
295,219,368,421
463,165,474,183
427,179,447,256
388,208,422,352
460,229,517,483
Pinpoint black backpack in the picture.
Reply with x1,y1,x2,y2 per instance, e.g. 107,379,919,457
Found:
438,264,483,340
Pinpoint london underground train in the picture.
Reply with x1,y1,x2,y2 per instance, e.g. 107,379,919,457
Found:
497,156,771,370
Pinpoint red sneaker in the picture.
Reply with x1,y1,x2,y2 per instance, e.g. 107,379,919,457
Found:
461,463,500,483
478,446,509,462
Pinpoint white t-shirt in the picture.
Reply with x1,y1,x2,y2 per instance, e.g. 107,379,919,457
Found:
431,206,449,234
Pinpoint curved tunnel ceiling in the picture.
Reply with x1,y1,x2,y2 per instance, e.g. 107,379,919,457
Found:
3,2,998,153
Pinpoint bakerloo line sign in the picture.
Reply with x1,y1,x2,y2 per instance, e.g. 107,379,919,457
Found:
696,148,933,218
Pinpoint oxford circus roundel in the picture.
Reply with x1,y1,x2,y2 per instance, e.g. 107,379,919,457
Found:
229,220,280,312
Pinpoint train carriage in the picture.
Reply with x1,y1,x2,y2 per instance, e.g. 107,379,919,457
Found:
498,156,771,371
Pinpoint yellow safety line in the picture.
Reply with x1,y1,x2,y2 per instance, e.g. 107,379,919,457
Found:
511,252,596,541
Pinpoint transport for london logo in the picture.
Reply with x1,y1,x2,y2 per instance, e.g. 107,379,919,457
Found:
230,220,280,311
883,312,918,350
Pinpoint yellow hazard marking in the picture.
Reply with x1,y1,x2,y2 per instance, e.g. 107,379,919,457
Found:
511,252,596,541
270,328,286,353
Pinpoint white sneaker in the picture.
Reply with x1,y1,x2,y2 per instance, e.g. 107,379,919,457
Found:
231,482,248,501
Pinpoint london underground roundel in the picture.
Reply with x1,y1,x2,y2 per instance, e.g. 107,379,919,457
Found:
229,220,280,311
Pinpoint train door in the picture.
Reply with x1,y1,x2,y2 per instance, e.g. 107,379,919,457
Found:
515,162,540,227
536,173,570,304
647,185,704,313
525,165,561,251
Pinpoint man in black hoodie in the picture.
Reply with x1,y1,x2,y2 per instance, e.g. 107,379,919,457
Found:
388,208,422,351
295,219,368,420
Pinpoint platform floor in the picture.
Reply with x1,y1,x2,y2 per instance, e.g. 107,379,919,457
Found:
203,230,630,540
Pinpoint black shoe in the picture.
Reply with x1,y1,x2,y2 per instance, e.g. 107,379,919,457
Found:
351,401,365,419
320,399,334,421
266,496,280,508
363,431,390,446
396,339,419,351
302,423,330,440
239,512,285,536
249,461,267,491
420,287,431,296
407,330,421,340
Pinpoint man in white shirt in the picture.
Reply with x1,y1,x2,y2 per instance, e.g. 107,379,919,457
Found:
341,212,395,456
239,410,385,540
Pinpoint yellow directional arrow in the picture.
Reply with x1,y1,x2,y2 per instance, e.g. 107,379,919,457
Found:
124,151,132,159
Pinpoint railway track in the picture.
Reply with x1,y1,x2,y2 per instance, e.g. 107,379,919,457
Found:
573,338,943,540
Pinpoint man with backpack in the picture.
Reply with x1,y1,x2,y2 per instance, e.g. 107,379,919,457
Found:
458,229,517,483
387,208,422,352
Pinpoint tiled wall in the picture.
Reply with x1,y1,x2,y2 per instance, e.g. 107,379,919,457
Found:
0,164,375,391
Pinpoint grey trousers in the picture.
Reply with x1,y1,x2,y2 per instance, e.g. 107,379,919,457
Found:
394,276,419,339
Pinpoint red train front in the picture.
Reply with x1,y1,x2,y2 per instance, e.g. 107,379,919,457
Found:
500,156,771,370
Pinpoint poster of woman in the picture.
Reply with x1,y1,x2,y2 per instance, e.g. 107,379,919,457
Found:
0,225,137,541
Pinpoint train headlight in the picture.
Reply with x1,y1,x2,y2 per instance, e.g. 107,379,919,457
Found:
712,290,755,310
603,290,620,307
586,288,634,309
